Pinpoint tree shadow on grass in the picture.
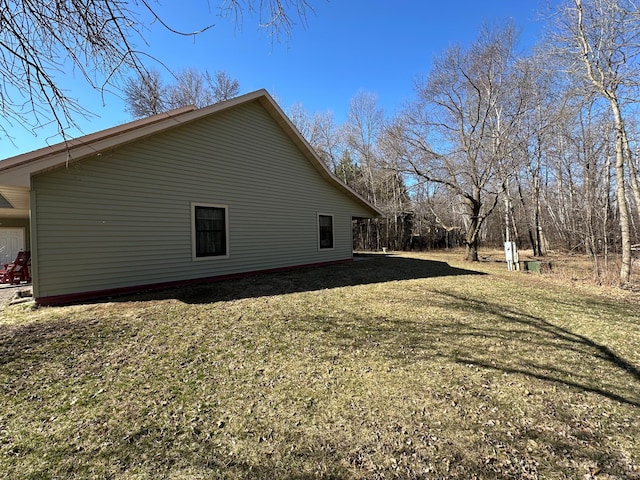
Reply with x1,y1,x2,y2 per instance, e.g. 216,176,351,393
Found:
437,290,640,407
295,286,640,408
126,254,486,305
285,290,640,477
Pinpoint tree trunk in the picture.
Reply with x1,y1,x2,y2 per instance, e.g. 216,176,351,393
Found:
533,152,546,256
465,240,479,261
622,127,640,227
611,98,632,284
464,198,481,261
573,0,632,284
603,151,612,272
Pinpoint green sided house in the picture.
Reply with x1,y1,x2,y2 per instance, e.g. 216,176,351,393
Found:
0,90,380,305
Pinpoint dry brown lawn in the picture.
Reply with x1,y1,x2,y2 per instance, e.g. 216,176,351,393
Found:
1,250,639,479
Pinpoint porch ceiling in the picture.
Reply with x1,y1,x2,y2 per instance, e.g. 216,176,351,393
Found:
0,186,29,219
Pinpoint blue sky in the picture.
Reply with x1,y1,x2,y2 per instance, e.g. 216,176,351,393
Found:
3,0,557,157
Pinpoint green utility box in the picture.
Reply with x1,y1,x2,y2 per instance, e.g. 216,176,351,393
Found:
524,261,541,273
523,260,553,273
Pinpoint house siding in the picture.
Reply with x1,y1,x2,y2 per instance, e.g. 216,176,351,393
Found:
31,100,372,299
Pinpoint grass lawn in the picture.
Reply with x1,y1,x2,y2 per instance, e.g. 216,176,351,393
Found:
1,251,639,479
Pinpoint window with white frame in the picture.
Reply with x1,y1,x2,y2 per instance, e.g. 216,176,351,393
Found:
318,213,334,250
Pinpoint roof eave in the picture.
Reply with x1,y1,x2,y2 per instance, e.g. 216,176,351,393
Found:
0,93,268,187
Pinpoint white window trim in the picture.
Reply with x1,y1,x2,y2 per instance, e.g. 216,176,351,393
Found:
317,212,335,251
191,202,230,261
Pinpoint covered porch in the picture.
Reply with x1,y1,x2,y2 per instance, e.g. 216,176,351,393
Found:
0,186,30,264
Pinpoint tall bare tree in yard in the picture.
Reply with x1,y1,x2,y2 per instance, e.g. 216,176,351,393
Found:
0,0,312,142
552,0,640,284
399,24,521,261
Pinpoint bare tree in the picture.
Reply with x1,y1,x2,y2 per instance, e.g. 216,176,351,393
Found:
123,69,167,118
344,91,384,207
288,103,341,171
167,68,216,109
508,52,565,257
377,121,414,250
343,91,385,250
399,23,521,261
0,0,313,142
546,91,613,277
124,68,240,117
220,0,312,41
551,0,640,284
211,70,241,103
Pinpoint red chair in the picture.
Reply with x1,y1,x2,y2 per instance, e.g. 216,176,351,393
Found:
0,250,31,284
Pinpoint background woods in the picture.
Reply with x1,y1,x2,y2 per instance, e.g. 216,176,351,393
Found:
286,1,640,284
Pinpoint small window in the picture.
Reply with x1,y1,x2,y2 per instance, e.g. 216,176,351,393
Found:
192,204,228,258
318,214,334,250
